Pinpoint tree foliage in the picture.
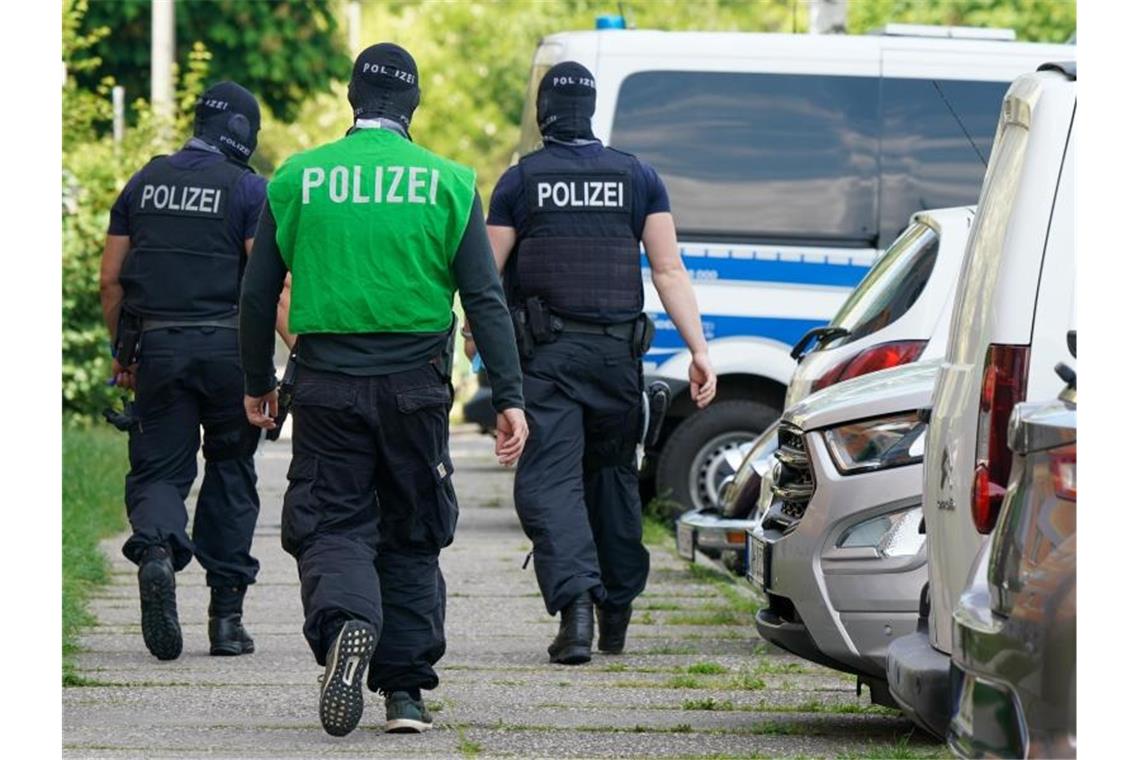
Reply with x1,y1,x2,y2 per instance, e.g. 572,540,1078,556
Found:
74,0,350,122
62,0,212,420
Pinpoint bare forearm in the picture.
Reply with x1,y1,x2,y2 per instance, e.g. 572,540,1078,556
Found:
652,268,708,355
101,284,123,338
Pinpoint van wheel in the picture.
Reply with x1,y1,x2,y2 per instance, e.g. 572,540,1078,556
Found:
654,401,779,518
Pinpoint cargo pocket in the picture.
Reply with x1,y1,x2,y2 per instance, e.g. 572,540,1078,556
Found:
425,451,459,549
281,454,320,558
395,382,452,413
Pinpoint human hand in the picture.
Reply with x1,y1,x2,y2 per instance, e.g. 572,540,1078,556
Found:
463,335,477,361
244,390,279,430
494,408,529,466
689,352,717,409
112,358,136,390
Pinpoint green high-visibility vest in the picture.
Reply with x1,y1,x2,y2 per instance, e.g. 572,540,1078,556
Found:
267,128,476,334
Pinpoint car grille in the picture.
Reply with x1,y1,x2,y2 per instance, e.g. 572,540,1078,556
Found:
767,424,815,525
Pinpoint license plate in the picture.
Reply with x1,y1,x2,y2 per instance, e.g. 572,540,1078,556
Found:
676,522,695,562
748,535,768,589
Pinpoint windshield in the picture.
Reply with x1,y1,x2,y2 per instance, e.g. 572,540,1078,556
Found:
515,63,551,161
825,222,939,348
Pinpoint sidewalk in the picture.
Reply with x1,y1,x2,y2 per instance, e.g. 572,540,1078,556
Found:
62,428,939,759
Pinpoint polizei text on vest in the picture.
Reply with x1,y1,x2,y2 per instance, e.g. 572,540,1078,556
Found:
139,184,224,214
536,179,625,209
301,165,442,205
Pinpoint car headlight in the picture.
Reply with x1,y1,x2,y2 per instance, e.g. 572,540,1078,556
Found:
822,412,926,474
836,506,925,558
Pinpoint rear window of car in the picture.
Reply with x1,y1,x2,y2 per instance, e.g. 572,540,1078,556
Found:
826,222,939,347
609,70,880,244
878,78,1009,243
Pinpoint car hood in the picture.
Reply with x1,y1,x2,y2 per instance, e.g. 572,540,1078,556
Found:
784,360,939,432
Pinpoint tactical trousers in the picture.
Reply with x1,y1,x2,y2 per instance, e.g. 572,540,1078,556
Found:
282,364,457,694
514,332,650,616
121,327,261,588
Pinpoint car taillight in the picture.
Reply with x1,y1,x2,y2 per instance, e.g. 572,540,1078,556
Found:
811,340,927,393
1050,445,1077,501
971,344,1030,534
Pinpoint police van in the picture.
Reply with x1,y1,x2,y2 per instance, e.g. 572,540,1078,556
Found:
474,22,1071,512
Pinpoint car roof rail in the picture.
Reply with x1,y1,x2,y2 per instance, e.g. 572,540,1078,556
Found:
1037,61,1077,80
870,23,1016,41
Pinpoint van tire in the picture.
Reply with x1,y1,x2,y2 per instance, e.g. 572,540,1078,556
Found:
653,400,779,518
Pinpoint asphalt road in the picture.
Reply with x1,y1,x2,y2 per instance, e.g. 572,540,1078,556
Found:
63,427,946,759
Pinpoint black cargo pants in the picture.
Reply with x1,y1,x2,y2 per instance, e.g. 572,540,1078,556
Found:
121,327,261,588
514,332,649,616
282,364,457,694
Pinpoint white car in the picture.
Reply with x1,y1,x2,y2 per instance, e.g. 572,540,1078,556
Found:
678,206,975,570
747,360,937,707
886,61,1077,738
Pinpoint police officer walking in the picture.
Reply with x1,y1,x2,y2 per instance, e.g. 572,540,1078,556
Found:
240,43,526,738
100,82,288,661
475,61,717,665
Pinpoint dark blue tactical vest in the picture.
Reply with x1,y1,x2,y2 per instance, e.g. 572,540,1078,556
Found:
514,146,643,324
120,155,250,320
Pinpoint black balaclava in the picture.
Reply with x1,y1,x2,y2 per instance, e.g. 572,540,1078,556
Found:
348,43,420,130
193,81,261,164
537,61,597,142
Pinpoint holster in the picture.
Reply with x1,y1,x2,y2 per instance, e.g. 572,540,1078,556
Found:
525,296,562,344
512,308,536,359
114,311,144,367
266,342,299,442
631,313,656,359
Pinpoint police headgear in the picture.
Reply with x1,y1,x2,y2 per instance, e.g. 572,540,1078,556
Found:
537,62,597,141
348,43,420,129
193,81,261,164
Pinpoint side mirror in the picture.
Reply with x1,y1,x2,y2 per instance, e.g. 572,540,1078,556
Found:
1054,362,1076,390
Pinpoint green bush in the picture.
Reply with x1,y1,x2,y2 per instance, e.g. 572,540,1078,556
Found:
62,0,211,421
62,426,129,685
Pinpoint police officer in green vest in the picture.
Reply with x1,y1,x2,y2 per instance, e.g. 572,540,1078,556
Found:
239,43,526,738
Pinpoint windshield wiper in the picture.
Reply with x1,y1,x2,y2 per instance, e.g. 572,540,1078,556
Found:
789,326,849,361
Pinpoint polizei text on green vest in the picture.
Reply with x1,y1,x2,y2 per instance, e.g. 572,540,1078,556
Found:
268,129,476,335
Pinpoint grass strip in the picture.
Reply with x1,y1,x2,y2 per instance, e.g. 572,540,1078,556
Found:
63,426,129,686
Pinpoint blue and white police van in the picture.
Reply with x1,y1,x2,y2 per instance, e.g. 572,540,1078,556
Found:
467,21,1071,513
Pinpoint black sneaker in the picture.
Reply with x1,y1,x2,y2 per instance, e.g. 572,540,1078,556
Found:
318,620,378,737
138,545,181,661
384,691,434,733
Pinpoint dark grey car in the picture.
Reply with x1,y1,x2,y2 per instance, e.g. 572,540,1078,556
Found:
947,367,1076,758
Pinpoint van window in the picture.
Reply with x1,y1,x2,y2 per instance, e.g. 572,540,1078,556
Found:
827,222,939,347
879,79,1009,242
610,71,880,244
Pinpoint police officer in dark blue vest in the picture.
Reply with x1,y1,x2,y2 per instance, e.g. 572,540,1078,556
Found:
476,62,717,664
100,81,290,661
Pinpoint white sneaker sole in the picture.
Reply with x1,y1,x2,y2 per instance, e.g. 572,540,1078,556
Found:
385,717,433,733
319,621,377,737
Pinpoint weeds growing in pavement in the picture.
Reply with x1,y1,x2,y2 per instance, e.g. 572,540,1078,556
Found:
686,662,729,675
682,697,735,711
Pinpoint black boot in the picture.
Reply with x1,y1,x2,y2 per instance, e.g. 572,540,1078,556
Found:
209,585,255,656
547,593,594,665
138,544,182,661
597,605,633,655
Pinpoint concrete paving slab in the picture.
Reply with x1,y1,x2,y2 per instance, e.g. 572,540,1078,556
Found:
64,429,944,759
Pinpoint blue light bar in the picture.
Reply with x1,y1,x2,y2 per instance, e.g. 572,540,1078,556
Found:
595,14,626,30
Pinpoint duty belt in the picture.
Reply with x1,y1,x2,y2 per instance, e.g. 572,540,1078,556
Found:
141,314,239,332
558,317,637,340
